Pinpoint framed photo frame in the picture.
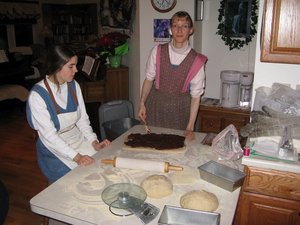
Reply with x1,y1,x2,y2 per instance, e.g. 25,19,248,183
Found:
153,19,171,42
195,0,204,21
224,0,252,38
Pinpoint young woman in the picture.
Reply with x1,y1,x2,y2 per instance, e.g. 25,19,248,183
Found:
26,45,110,183
138,11,207,140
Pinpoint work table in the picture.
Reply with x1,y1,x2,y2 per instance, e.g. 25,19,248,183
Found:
30,125,242,225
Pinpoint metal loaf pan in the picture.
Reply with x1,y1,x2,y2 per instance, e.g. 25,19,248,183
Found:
158,205,220,225
198,160,246,192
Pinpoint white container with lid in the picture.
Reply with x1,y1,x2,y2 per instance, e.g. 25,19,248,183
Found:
220,70,240,108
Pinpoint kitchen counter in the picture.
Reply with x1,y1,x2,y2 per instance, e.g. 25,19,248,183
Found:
30,125,241,225
242,154,300,173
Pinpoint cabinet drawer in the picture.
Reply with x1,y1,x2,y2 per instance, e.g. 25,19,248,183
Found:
243,166,300,201
199,115,221,133
82,81,105,103
198,103,250,134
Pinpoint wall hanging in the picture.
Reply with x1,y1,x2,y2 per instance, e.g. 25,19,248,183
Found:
216,0,258,50
100,0,136,31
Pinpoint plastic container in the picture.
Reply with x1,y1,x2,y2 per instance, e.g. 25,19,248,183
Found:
220,70,240,108
102,117,140,141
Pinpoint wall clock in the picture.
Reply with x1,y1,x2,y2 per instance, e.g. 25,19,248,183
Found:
151,0,177,13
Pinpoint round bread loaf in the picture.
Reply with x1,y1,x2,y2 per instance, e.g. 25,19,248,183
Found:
141,175,173,198
180,190,219,211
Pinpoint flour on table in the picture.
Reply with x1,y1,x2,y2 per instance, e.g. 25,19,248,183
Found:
169,166,198,184
73,167,135,204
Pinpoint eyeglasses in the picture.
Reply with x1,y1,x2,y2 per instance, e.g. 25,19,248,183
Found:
171,24,190,30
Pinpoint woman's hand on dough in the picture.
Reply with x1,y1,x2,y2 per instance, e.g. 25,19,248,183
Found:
73,153,95,166
92,139,111,151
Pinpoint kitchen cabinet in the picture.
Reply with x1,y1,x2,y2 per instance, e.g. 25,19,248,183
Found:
78,65,129,103
233,166,300,225
260,0,300,64
198,100,250,134
105,66,129,101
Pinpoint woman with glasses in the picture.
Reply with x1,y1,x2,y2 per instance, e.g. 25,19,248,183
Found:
138,11,207,141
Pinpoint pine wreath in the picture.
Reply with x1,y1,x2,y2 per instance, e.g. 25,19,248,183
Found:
216,0,258,50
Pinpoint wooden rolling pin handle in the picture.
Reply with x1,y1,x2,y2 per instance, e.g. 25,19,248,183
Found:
165,162,183,172
101,157,116,167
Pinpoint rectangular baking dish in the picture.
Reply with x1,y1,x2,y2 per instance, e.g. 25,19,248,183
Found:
158,205,220,225
198,160,246,192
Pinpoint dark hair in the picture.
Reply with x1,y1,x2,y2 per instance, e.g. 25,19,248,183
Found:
44,45,76,77
171,11,193,28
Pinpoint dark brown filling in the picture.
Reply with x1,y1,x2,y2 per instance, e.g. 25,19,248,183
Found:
124,133,185,150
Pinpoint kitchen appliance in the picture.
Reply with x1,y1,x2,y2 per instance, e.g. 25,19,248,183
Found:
239,72,254,107
220,70,240,108
101,183,159,223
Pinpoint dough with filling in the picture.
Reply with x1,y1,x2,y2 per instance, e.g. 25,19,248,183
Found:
180,190,219,211
141,175,173,198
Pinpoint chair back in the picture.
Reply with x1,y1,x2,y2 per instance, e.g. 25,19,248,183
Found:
98,100,135,140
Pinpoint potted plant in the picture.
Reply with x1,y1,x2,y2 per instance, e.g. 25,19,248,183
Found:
96,32,130,68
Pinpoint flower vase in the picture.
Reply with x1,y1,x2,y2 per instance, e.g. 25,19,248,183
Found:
108,55,122,68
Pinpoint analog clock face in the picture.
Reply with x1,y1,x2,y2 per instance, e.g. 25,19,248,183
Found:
151,0,177,13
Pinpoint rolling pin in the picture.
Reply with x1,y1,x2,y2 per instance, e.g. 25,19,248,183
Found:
101,156,183,173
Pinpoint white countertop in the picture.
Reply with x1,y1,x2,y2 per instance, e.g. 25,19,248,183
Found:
30,125,241,225
242,154,300,173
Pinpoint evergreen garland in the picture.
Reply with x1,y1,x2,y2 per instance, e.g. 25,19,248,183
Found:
216,0,258,50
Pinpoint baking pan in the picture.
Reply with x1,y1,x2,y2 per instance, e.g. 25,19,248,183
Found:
158,205,220,225
198,160,246,192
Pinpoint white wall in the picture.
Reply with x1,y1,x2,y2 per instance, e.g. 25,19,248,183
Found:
199,0,256,99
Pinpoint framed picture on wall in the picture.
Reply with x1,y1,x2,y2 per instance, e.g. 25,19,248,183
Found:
153,19,170,42
100,0,135,30
224,0,252,38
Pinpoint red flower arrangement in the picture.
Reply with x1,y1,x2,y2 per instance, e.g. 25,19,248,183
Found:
96,32,130,57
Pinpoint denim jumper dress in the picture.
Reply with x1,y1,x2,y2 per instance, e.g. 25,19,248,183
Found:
26,79,96,183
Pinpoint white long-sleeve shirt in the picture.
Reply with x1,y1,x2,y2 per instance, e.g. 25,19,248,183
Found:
145,41,206,98
28,77,97,162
